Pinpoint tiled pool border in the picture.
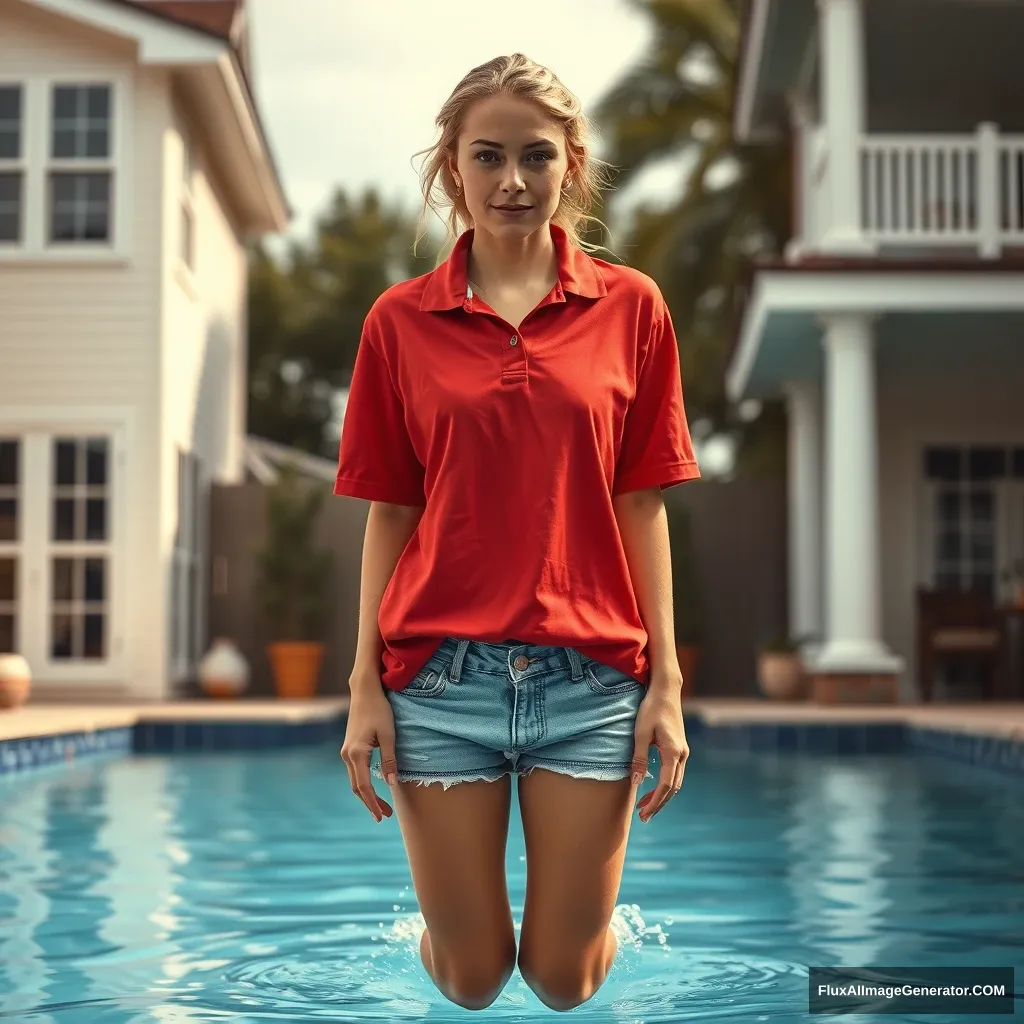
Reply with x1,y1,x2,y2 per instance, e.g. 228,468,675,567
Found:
0,706,1021,778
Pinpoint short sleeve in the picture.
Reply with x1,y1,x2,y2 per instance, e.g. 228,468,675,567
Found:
613,304,701,496
334,322,426,506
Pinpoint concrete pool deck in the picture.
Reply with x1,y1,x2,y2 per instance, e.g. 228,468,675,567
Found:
1,696,1022,741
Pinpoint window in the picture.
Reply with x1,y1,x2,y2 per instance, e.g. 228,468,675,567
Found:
923,444,1024,597
0,439,20,655
0,85,23,243
50,437,112,660
48,84,113,244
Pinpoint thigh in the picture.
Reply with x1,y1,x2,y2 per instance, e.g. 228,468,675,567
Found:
516,769,635,963
392,774,517,973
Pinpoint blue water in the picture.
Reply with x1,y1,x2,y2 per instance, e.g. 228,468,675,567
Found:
0,742,1021,1023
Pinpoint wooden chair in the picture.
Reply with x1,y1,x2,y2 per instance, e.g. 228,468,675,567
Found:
916,587,1007,701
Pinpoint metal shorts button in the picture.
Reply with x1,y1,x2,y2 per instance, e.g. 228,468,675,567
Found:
510,335,518,346
513,654,530,671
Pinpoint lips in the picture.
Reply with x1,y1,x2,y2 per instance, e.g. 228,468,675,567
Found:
494,205,531,211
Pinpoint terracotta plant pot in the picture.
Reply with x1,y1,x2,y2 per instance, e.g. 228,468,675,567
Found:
758,651,807,700
267,641,324,699
0,653,32,710
198,638,250,699
676,643,700,698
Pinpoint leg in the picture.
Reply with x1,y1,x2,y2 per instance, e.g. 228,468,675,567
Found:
516,769,636,1011
391,775,517,1011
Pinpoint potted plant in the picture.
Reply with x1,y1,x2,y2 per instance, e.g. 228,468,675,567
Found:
757,635,809,700
255,466,333,699
668,501,704,697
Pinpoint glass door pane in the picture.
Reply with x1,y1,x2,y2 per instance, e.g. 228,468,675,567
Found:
0,438,20,653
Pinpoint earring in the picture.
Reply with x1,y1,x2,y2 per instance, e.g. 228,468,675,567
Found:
454,179,462,196
562,178,572,192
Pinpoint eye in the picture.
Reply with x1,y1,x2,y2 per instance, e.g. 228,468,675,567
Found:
528,151,555,162
474,151,499,163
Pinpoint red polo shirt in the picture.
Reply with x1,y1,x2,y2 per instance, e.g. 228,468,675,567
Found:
334,223,700,692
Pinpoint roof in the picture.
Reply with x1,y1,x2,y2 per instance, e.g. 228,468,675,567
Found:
119,0,241,41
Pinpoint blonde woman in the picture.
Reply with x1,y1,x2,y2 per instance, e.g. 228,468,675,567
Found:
336,53,700,1013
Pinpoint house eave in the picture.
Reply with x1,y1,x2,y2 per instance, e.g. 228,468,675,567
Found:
17,0,290,235
726,263,1024,403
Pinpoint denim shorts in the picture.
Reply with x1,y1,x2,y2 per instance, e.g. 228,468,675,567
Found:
369,637,651,790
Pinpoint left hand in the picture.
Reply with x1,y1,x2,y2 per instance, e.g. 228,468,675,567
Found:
630,668,689,823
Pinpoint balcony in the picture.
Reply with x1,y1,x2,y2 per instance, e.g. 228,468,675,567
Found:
802,124,1024,260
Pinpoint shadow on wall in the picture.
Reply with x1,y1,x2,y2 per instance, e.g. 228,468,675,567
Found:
667,479,788,697
208,479,365,697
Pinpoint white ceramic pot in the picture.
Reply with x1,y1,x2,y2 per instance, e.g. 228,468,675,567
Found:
198,638,250,698
757,652,806,700
0,653,32,710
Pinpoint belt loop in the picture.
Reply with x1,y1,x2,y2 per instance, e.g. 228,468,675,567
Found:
449,639,470,682
565,647,584,681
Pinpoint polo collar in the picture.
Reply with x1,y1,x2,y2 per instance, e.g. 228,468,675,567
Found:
419,222,607,312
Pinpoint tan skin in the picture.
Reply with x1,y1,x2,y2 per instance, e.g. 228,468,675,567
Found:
340,94,689,1012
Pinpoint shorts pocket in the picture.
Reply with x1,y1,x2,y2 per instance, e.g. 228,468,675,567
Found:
583,659,642,695
400,660,449,698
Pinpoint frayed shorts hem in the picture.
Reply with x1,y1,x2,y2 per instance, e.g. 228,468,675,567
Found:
371,761,653,791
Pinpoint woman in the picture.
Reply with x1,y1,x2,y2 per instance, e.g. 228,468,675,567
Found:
336,53,700,1013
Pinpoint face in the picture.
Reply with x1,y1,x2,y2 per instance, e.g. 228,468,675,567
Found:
450,94,572,236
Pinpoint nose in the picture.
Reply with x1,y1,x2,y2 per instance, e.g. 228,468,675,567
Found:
499,163,526,195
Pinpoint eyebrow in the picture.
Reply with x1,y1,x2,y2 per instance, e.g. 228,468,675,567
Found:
469,139,555,149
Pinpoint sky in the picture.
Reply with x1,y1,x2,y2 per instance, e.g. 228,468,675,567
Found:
245,0,691,245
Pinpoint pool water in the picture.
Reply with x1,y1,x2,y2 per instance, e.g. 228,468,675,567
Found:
0,741,1021,1023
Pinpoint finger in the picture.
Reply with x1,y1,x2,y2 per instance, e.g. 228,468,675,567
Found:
629,748,649,787
351,746,389,821
640,755,681,820
672,757,686,793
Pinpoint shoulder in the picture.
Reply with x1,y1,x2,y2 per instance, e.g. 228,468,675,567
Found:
359,271,436,353
588,255,669,320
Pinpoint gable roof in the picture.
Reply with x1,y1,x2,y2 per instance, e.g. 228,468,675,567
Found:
127,0,240,39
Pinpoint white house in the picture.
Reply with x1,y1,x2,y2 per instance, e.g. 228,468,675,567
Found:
0,0,288,700
729,0,1024,701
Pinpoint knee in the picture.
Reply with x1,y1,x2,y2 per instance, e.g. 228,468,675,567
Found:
432,939,517,1010
517,949,603,1012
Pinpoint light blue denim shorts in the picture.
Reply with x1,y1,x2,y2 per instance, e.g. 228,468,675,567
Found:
370,637,651,790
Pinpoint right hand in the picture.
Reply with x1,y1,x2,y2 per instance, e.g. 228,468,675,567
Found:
340,676,399,823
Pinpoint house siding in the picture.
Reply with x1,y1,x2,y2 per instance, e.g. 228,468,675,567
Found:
0,1,169,698
159,90,249,687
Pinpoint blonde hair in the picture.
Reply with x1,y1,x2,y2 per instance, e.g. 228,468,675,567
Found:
410,53,618,264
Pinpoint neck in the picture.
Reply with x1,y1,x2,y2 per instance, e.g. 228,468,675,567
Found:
467,224,558,293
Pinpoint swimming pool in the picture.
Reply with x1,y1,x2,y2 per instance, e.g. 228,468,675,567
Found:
0,739,1020,1022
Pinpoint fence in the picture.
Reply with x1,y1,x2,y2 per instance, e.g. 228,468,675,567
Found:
208,478,787,698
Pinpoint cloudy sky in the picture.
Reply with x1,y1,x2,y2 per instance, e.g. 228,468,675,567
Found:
246,0,689,244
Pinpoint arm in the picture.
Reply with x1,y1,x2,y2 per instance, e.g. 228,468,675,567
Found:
349,501,423,695
613,487,683,694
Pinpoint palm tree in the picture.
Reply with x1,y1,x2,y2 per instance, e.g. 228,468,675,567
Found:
591,0,792,475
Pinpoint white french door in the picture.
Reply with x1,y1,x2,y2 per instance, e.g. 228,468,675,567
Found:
0,426,125,682
920,443,1024,601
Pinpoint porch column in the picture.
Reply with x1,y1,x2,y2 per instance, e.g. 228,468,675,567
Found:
817,0,870,253
784,379,823,649
814,314,902,699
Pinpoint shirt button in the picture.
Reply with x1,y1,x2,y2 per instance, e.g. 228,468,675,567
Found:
510,335,518,346
513,655,530,671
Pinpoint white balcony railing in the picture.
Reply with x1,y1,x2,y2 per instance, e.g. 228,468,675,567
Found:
800,123,1024,258
860,125,1024,255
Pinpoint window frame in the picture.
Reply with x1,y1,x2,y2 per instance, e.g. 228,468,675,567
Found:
0,82,25,248
0,71,132,263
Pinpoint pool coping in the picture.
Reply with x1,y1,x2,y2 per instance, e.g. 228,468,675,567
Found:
0,697,1021,778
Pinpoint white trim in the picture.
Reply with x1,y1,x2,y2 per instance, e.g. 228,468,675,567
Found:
0,70,133,262
726,269,1024,401
734,0,772,143
20,0,227,64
